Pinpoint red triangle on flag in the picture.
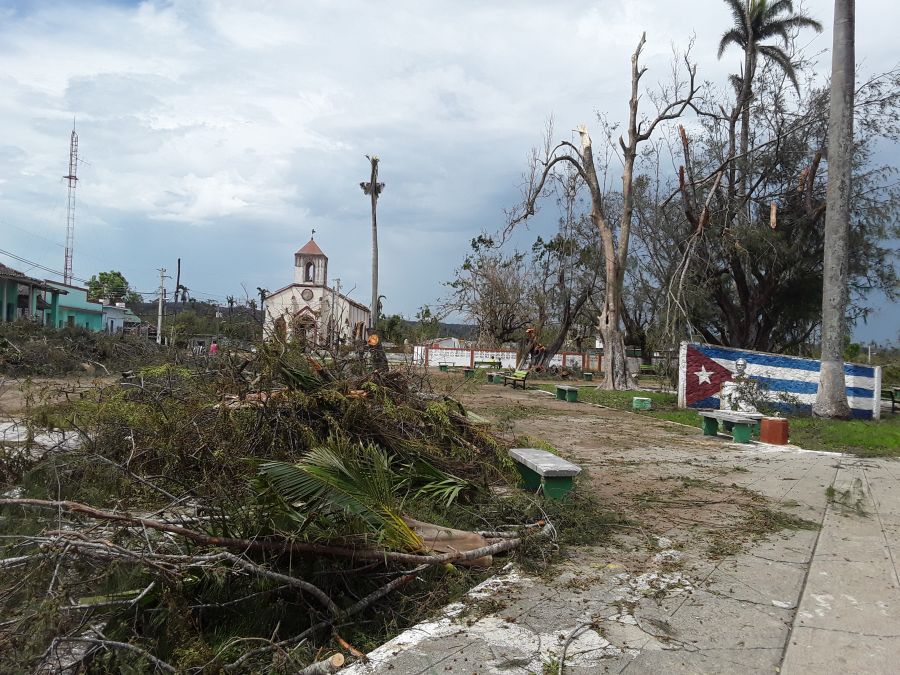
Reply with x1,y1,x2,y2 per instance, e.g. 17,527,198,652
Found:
685,346,734,405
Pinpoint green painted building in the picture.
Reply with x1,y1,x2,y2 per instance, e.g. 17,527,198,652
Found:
44,281,104,331
0,263,66,325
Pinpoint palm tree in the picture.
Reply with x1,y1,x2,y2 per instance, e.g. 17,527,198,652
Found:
718,0,822,194
813,0,855,418
360,156,385,330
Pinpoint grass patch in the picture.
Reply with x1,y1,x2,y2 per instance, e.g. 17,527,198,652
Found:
537,386,701,428
789,416,900,457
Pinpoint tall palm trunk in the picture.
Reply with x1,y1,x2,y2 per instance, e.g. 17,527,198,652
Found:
813,0,854,418
739,48,755,209
369,163,379,328
361,156,383,329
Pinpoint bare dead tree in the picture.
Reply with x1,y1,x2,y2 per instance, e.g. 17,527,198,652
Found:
507,34,697,389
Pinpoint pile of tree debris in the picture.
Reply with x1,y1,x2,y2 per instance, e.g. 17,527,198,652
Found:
0,322,165,377
0,345,560,672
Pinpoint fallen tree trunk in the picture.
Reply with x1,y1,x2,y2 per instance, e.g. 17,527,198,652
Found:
404,517,492,568
1,498,552,566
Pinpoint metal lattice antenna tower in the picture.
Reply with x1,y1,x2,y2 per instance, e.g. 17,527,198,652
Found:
63,125,79,285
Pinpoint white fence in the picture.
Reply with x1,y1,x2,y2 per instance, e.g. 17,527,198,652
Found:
412,346,589,370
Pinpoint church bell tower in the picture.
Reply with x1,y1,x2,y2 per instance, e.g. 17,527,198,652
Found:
294,237,328,286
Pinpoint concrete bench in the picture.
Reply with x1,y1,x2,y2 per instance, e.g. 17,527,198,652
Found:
437,363,451,372
555,384,579,402
486,371,504,384
509,447,581,499
582,372,593,381
698,410,763,443
502,370,529,389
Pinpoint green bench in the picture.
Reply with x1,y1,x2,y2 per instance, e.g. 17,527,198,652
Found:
438,363,450,372
474,359,502,369
502,370,529,389
699,410,763,444
487,371,505,384
555,384,579,402
639,364,656,375
509,447,581,500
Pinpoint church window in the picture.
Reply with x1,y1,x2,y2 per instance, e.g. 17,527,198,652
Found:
305,262,315,282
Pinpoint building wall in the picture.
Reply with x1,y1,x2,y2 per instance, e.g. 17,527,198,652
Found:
293,254,328,286
0,279,42,322
45,282,104,331
102,306,127,334
0,279,18,322
264,285,369,344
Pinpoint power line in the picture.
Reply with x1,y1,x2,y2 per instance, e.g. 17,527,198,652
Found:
0,247,91,285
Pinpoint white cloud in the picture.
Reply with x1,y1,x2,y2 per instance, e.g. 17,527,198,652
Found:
0,0,896,338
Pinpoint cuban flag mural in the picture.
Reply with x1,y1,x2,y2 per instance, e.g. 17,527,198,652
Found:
678,342,882,420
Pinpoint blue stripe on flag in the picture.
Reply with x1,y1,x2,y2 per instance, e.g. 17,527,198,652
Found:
688,395,721,409
749,376,873,399
695,344,876,378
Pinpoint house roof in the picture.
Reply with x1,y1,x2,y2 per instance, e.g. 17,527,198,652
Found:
295,239,325,257
0,263,67,293
0,262,45,286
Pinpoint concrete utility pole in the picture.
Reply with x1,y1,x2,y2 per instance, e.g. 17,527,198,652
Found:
156,268,166,345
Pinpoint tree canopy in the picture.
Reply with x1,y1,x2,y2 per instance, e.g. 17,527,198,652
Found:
86,270,142,304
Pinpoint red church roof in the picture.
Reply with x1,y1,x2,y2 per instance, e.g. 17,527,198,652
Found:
295,239,325,256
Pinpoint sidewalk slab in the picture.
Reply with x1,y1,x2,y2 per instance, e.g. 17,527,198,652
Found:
782,456,900,674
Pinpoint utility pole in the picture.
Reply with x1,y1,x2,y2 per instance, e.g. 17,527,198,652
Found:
156,268,167,345
360,155,385,328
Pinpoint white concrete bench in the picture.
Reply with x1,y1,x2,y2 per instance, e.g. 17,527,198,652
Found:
509,447,581,499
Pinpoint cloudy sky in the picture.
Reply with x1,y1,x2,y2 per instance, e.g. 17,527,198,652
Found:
0,0,897,342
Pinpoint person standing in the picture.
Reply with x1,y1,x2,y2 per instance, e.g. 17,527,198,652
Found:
209,339,219,356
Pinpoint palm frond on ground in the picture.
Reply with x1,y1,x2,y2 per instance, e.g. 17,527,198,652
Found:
259,439,422,550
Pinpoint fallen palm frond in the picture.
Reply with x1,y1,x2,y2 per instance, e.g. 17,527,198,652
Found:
258,441,423,551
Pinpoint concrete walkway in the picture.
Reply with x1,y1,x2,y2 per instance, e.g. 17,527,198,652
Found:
338,392,899,674
781,455,900,675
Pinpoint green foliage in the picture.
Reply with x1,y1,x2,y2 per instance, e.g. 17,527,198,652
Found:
86,270,141,304
259,440,423,550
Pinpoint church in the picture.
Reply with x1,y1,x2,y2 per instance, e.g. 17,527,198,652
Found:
263,238,370,346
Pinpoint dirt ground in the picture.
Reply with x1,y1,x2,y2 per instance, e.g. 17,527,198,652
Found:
456,382,816,566
0,375,115,417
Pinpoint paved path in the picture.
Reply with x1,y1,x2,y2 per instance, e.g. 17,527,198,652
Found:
781,455,900,675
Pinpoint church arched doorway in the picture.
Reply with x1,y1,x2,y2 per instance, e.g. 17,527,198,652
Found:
273,315,287,343
292,313,317,348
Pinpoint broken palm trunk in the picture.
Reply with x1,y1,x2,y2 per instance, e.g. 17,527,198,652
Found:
403,517,492,568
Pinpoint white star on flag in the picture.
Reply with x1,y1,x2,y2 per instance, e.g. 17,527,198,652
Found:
695,366,712,385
